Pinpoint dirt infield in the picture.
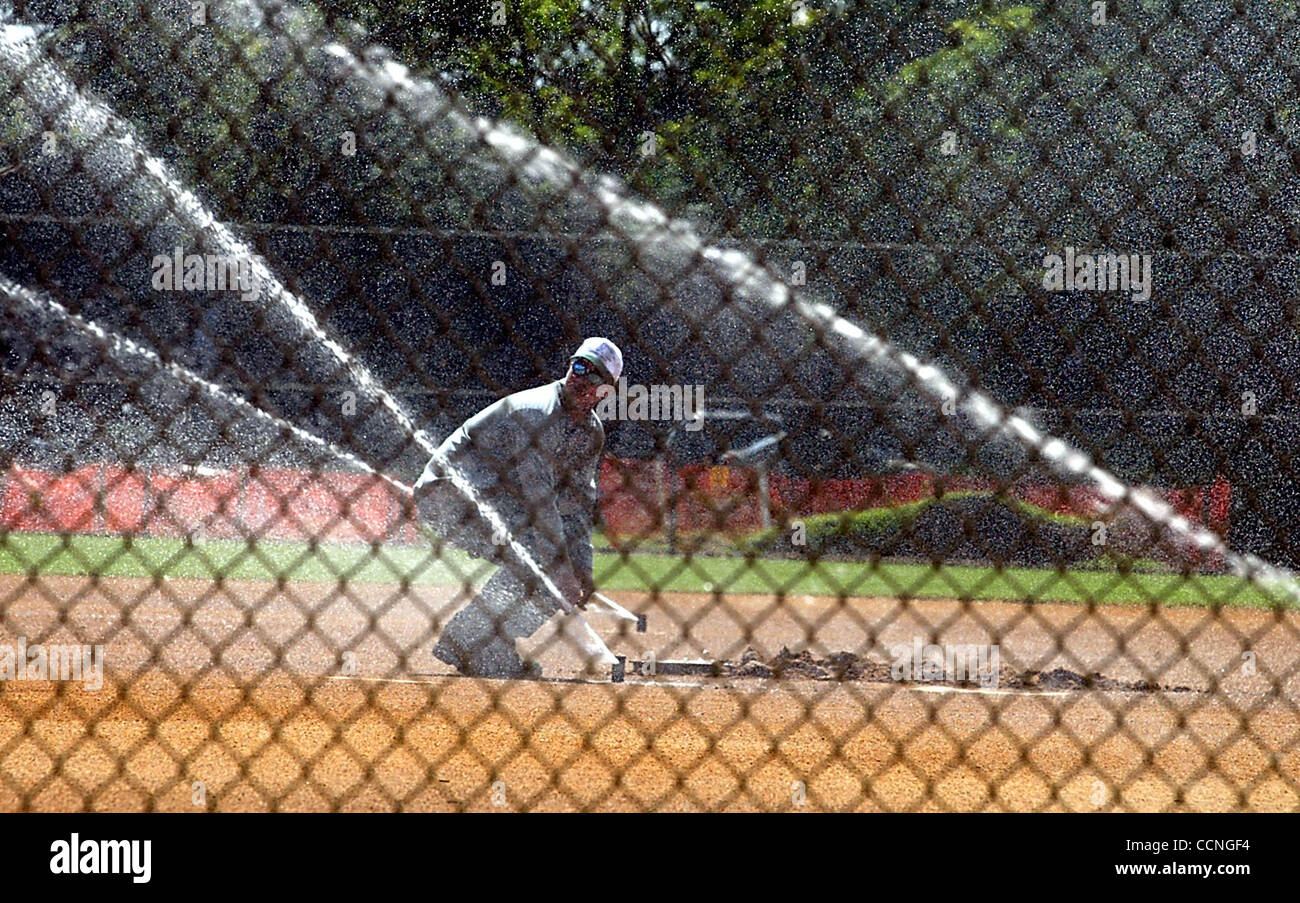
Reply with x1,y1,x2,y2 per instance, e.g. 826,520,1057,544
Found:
1,573,1298,811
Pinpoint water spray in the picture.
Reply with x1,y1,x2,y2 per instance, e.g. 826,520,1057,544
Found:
0,277,407,492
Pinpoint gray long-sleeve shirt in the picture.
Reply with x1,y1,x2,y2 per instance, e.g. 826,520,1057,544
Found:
414,379,605,586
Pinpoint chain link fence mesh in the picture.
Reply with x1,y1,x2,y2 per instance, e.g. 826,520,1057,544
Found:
2,0,1300,811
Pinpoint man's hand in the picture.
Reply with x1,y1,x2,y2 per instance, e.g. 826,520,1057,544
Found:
576,570,596,609
553,571,589,610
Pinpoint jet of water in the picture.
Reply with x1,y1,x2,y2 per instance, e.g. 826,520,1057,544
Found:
0,28,435,456
0,278,408,493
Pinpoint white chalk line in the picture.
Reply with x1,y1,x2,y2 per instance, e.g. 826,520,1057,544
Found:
324,672,1102,697
325,673,720,689
905,683,1070,698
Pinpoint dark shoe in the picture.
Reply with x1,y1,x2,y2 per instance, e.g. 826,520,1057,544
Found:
471,658,542,681
433,637,541,680
431,636,469,672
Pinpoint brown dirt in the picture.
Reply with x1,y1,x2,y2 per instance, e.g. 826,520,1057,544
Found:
1,573,1298,811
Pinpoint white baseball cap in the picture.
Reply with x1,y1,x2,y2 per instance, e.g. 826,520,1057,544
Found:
570,337,623,383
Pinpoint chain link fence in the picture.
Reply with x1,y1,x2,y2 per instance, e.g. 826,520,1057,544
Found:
1,0,1299,811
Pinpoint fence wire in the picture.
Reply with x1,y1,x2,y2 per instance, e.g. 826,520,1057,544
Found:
1,0,1300,811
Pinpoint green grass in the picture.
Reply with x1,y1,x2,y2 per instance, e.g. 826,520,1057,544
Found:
0,532,476,586
0,531,1289,610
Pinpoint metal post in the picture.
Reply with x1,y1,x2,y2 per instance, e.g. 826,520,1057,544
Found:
663,423,680,553
655,454,668,547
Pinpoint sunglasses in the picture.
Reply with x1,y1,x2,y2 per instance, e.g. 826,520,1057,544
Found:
570,358,609,386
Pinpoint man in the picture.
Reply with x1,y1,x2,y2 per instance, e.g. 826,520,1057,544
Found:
415,337,623,679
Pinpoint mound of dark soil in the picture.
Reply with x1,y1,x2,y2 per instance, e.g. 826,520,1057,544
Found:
717,647,1197,694
1005,668,1192,693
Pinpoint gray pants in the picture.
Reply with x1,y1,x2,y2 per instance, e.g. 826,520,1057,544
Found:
419,480,558,678
432,564,559,678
